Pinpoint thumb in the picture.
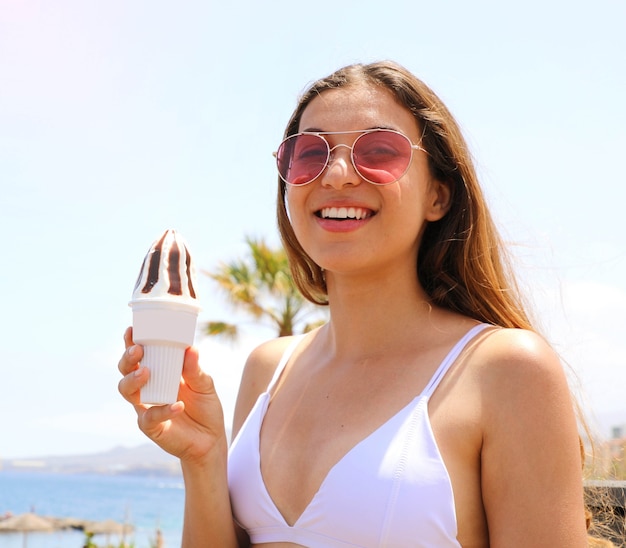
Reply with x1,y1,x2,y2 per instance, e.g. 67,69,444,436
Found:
181,346,216,395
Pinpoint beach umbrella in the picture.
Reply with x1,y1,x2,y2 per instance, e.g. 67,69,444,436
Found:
84,518,134,535
0,512,54,548
84,518,134,545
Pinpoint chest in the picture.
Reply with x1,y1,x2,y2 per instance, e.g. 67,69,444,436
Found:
229,389,464,547
262,355,444,517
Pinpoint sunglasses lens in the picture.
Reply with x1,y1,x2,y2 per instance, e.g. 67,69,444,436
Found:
276,130,414,185
276,134,328,185
353,131,413,184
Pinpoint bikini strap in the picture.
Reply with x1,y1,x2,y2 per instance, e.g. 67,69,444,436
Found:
266,335,306,392
422,323,491,398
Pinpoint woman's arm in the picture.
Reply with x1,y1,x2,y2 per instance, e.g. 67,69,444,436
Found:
479,329,588,547
118,328,239,547
180,446,238,547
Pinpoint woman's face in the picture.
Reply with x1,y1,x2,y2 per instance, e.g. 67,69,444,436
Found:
286,84,449,280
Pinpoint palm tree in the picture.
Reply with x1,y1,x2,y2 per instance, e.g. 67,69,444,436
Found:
203,236,327,340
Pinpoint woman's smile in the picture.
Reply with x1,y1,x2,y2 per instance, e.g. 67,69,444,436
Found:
313,204,377,233
317,206,374,220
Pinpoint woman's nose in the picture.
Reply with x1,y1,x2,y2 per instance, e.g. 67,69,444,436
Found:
321,144,361,188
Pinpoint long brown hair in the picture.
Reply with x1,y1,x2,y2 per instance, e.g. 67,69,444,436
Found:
277,61,531,330
276,61,617,542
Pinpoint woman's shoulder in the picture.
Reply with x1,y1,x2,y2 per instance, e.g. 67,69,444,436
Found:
468,326,571,416
245,335,302,381
231,335,302,436
472,327,562,375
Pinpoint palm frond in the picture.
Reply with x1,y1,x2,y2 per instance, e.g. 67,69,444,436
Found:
203,236,328,338
204,321,238,341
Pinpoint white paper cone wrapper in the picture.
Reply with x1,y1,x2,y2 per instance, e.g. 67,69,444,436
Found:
130,299,200,347
130,299,200,405
140,344,186,404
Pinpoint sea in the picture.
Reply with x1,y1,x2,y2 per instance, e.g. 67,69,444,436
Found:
0,471,184,548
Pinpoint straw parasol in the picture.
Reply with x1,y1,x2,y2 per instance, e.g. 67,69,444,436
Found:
83,518,134,535
83,518,134,546
0,512,55,548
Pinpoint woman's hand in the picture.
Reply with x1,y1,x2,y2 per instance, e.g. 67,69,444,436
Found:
117,327,228,465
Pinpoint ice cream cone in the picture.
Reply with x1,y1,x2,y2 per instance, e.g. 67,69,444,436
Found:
129,229,201,405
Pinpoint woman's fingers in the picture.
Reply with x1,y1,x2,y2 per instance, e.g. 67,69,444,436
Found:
138,401,185,435
123,326,134,349
119,327,142,374
118,331,147,404
118,344,143,373
118,364,148,404
136,401,185,441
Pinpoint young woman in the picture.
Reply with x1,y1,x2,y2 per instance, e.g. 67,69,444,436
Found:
118,61,590,546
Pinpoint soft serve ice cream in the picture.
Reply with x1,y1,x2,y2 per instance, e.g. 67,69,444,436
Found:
130,230,201,404
132,229,198,305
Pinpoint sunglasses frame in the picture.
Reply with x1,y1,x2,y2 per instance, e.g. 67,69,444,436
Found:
274,128,428,186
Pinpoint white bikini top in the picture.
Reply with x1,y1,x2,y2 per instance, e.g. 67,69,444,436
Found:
228,323,489,547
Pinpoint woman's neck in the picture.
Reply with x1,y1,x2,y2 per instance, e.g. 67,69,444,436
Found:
319,268,456,360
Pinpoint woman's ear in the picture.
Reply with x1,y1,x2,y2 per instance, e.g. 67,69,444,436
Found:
425,179,452,222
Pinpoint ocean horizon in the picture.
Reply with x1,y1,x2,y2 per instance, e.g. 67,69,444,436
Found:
0,470,184,547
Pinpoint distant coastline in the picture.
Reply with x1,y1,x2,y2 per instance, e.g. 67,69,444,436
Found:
0,443,181,477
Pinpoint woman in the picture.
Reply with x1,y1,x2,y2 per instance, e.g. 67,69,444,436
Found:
118,61,589,546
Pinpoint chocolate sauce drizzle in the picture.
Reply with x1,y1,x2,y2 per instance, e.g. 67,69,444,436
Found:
185,246,196,298
168,240,182,295
133,231,197,298
141,231,167,293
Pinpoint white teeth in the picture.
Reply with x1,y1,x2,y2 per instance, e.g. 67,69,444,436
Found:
321,207,369,220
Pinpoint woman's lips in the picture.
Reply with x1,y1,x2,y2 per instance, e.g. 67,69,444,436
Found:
314,206,376,232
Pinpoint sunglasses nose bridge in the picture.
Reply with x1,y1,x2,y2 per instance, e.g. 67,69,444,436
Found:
327,141,352,155
322,142,363,186
326,142,355,169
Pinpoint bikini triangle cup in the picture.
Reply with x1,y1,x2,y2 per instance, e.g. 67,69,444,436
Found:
228,323,490,547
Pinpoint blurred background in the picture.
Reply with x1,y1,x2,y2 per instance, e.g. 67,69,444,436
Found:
1,0,624,461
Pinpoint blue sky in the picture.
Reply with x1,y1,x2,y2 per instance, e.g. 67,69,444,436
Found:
1,0,625,458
